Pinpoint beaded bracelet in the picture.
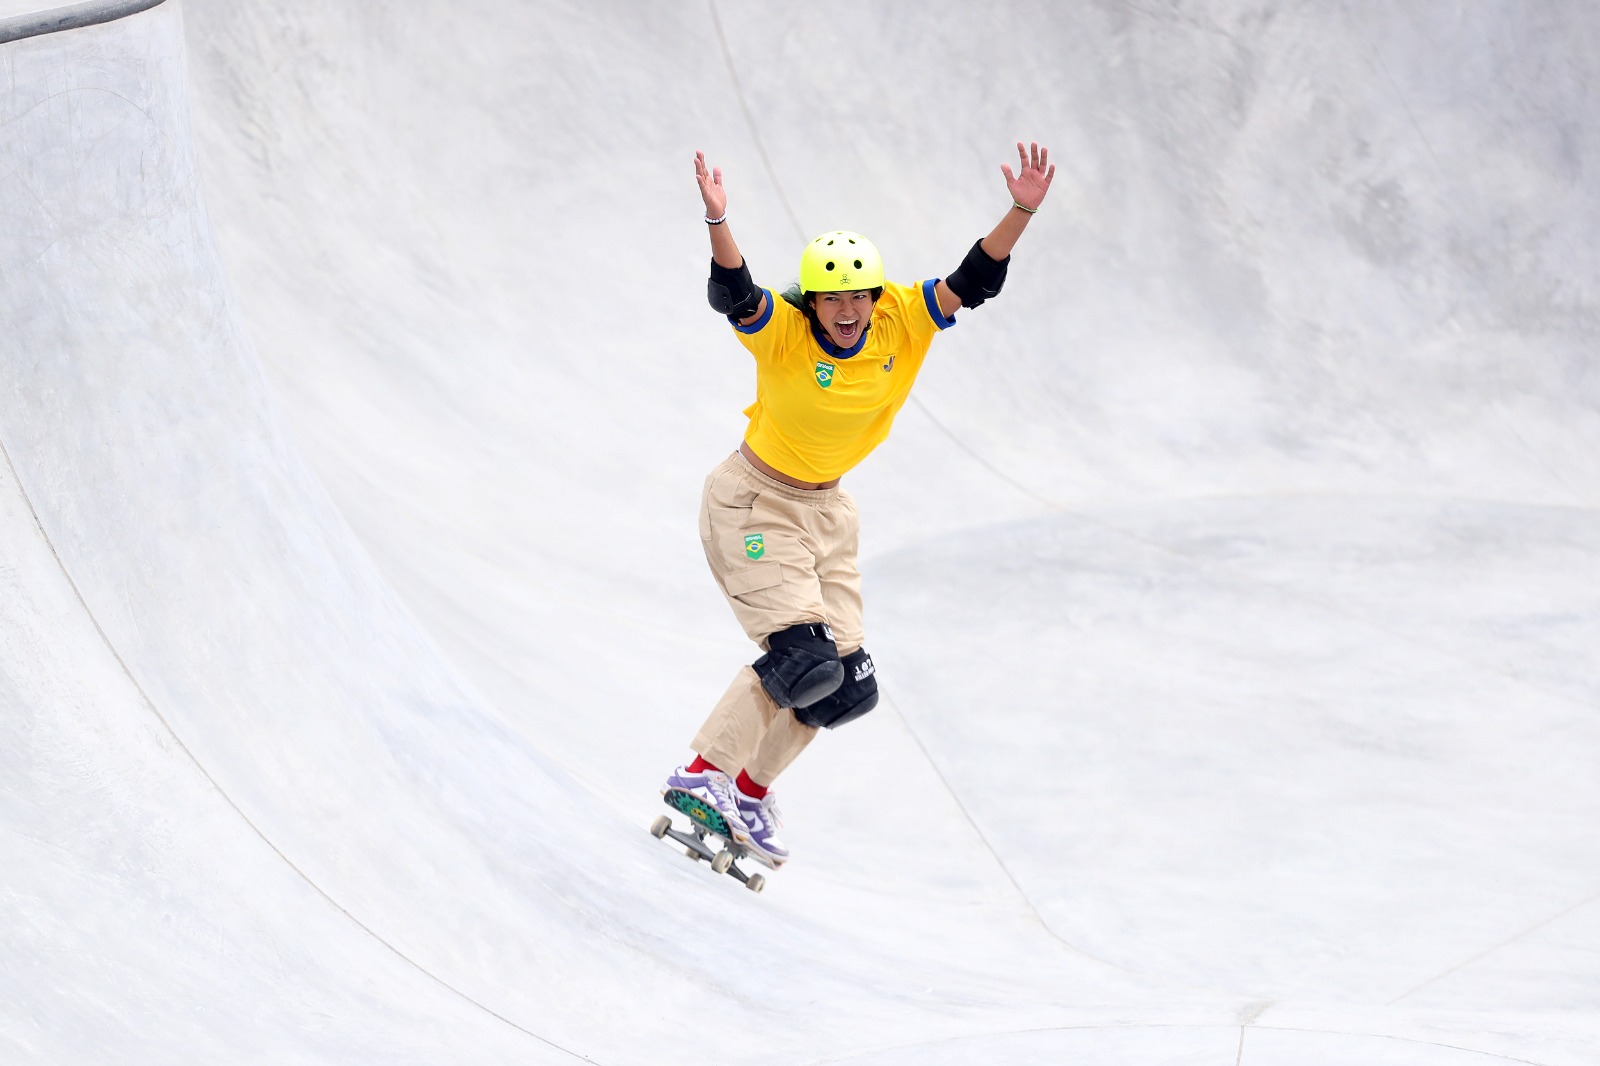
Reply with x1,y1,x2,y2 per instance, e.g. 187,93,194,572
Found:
705,212,727,225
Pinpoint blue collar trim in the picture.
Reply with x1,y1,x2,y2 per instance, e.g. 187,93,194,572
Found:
811,320,870,359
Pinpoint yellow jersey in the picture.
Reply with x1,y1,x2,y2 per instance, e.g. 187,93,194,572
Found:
729,279,956,482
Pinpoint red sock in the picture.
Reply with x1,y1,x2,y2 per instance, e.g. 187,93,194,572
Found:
735,770,768,799
687,755,722,775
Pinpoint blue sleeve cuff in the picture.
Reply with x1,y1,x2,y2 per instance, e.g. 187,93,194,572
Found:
922,279,957,330
730,288,775,334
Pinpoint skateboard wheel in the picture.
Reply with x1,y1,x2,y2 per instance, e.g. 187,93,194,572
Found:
686,848,702,862
711,850,734,875
649,815,671,839
745,873,766,894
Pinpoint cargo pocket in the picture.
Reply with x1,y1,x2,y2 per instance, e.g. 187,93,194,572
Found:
724,565,784,604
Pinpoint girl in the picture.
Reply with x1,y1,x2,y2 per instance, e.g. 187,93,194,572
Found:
663,143,1055,868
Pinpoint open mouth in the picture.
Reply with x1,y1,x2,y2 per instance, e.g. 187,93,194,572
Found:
833,319,860,342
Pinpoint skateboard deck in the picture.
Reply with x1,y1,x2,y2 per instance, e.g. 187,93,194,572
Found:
651,788,768,893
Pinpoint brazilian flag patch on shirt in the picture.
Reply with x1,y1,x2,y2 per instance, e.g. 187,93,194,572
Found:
744,534,766,560
814,360,836,389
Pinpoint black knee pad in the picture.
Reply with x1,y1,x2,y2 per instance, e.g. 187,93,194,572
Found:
794,648,879,729
753,622,844,709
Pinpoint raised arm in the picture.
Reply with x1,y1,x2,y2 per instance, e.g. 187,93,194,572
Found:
935,141,1056,318
697,151,767,325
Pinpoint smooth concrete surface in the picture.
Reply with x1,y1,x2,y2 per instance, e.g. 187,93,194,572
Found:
3,1,1597,1062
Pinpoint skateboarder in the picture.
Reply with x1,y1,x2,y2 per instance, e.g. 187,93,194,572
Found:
663,142,1055,868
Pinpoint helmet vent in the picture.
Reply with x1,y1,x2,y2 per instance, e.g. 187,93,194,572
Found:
825,261,835,271
853,259,863,269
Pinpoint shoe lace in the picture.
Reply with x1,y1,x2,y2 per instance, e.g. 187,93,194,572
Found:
760,793,784,830
706,772,739,813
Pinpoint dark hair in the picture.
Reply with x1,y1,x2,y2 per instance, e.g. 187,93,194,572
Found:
780,282,808,314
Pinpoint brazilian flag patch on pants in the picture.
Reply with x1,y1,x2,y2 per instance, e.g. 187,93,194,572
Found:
744,533,765,560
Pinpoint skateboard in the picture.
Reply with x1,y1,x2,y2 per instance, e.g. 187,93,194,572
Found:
651,788,768,893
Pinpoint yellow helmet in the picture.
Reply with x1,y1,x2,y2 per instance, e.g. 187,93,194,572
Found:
799,231,885,295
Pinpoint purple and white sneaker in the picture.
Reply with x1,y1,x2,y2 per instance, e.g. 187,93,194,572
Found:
662,765,750,843
734,789,789,868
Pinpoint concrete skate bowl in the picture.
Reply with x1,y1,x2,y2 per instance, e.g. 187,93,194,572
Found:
3,1,1598,1062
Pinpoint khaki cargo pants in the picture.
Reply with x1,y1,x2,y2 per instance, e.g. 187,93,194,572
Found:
690,450,864,786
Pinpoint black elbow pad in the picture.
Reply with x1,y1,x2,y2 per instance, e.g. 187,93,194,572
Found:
944,239,1010,309
708,258,763,319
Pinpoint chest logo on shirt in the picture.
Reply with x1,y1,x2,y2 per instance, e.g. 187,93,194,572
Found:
814,360,836,389
743,534,766,560
882,355,895,373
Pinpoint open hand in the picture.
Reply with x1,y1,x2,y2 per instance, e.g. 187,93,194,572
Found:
1002,141,1055,211
695,151,727,219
